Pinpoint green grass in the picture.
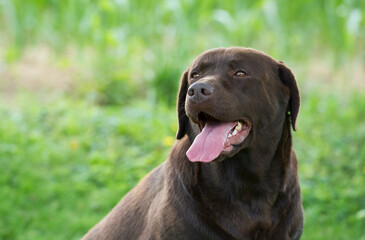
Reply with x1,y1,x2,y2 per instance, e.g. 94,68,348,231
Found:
0,0,365,239
0,92,364,240
0,97,175,239
297,93,365,240
1,0,364,105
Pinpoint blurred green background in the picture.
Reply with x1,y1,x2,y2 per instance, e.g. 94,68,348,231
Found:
0,0,364,239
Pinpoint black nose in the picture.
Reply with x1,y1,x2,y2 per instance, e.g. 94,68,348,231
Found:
187,82,214,103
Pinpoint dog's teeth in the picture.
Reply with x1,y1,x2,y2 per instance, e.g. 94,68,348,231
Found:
235,122,242,131
228,133,232,138
232,130,238,136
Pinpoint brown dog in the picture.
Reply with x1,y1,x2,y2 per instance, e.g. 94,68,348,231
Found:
82,47,304,240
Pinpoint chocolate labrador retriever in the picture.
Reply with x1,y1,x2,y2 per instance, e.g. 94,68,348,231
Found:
82,47,304,240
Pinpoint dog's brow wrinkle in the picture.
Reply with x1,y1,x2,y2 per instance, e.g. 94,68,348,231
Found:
216,52,222,70
228,59,241,66
196,62,213,72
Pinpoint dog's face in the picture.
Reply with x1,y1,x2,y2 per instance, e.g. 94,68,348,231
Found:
177,47,300,163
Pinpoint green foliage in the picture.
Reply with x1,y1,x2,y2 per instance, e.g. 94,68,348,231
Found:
0,92,364,239
0,0,364,239
296,92,365,239
1,0,364,105
0,98,176,239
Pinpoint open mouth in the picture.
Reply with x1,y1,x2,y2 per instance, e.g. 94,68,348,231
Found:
223,120,251,152
186,112,251,163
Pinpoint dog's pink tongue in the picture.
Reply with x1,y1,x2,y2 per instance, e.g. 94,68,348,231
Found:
186,121,236,163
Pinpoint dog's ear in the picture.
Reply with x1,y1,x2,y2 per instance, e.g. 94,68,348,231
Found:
176,70,189,139
278,61,300,131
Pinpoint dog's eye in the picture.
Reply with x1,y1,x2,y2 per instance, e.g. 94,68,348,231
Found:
191,73,200,79
234,71,247,77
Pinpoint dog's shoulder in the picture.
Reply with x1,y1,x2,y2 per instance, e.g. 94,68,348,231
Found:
82,164,166,240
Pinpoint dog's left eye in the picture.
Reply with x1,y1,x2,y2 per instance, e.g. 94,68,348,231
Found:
234,71,247,77
191,73,200,79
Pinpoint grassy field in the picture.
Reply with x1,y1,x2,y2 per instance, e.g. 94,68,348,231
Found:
0,0,365,239
1,92,364,240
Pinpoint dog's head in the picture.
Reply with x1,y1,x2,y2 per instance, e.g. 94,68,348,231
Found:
176,47,300,163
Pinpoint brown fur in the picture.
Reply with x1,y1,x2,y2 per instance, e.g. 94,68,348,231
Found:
82,47,304,240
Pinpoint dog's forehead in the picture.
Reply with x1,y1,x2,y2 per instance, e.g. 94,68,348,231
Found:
191,48,276,70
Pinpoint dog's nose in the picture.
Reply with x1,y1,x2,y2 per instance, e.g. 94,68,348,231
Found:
187,82,214,103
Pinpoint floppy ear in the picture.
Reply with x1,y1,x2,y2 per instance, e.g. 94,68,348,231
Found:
176,70,189,139
278,62,300,131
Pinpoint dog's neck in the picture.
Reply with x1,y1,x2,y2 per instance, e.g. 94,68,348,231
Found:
171,117,293,203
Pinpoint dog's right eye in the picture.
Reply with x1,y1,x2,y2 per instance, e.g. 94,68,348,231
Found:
234,71,248,77
191,73,200,79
